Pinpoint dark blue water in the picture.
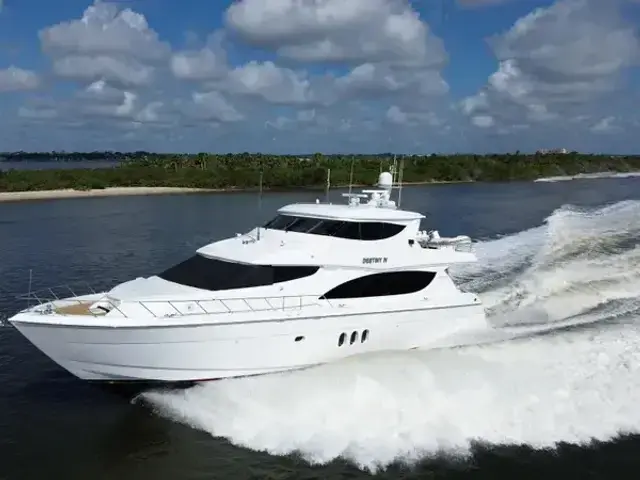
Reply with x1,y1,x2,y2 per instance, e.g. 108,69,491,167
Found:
1,178,640,480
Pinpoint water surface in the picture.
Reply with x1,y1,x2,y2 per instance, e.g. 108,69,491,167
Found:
1,177,640,479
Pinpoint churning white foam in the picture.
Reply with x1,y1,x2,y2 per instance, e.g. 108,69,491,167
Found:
141,200,640,471
534,171,640,182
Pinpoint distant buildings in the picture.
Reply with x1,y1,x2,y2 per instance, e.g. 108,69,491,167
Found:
536,148,568,155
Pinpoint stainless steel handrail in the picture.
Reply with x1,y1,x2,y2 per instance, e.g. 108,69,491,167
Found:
18,286,332,319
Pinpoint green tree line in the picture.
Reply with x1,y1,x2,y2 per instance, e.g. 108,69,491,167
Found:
1,152,639,192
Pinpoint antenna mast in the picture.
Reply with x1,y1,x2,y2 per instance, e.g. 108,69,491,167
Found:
391,154,398,184
257,170,263,240
258,170,263,210
27,268,33,308
325,168,331,202
397,156,405,208
348,157,355,197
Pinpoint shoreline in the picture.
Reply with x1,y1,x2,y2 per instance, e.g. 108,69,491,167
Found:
0,181,471,203
0,187,221,203
3,170,636,203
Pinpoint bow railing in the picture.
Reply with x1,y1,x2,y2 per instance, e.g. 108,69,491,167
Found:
15,282,333,319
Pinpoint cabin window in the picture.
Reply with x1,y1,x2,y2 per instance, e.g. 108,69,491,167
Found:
158,254,319,291
263,215,405,240
321,271,436,299
350,331,358,344
338,333,346,346
361,330,369,343
264,215,321,232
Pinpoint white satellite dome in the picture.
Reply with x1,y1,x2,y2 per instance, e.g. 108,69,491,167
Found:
377,171,393,189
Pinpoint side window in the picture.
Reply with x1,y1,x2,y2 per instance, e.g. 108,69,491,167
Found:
309,220,344,236
332,222,404,240
338,330,370,347
282,217,323,233
273,265,319,283
332,222,361,240
263,215,405,240
359,222,404,240
321,271,436,299
361,330,369,343
158,255,318,291
263,215,297,230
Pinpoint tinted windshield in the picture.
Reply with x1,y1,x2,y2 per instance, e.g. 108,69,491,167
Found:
158,255,319,291
263,215,404,240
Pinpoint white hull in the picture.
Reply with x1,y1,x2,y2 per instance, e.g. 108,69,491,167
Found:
10,302,486,382
8,168,489,383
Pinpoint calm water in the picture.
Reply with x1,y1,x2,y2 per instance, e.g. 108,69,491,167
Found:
1,178,640,479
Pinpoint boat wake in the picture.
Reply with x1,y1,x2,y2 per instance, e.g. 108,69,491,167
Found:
534,171,640,182
140,200,640,471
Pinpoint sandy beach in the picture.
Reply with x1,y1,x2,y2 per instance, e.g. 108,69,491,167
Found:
0,187,217,203
0,180,475,204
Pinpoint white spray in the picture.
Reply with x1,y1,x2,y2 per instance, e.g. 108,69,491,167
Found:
141,200,640,471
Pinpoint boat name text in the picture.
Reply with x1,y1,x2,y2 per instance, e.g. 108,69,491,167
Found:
362,257,388,264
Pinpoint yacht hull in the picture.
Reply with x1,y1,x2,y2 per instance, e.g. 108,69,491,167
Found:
9,303,486,382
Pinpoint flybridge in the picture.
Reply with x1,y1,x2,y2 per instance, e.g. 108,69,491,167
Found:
275,157,422,223
240,156,423,244
341,170,397,210
275,203,424,222
338,155,406,211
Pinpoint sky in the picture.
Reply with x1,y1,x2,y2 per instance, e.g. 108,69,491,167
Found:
0,0,639,154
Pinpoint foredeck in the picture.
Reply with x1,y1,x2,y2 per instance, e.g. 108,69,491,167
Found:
54,302,105,316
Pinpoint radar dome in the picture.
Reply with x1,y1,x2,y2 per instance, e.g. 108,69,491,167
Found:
377,171,393,189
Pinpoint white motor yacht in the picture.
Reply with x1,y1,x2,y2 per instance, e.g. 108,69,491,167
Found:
7,169,487,382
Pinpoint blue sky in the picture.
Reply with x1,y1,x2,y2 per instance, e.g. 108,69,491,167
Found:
0,0,638,154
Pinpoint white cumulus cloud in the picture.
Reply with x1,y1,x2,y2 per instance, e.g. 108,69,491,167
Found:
225,0,446,67
2,0,639,153
461,0,640,136
39,1,169,86
0,66,40,92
